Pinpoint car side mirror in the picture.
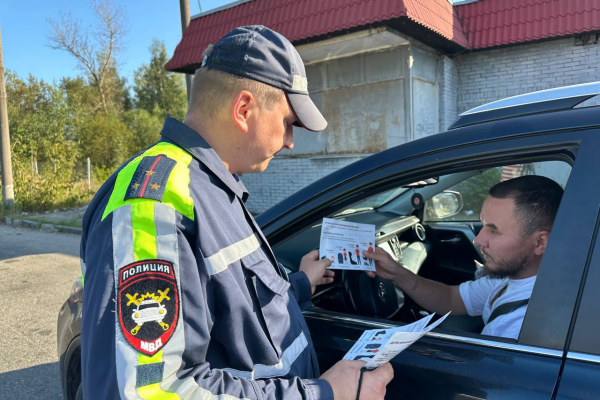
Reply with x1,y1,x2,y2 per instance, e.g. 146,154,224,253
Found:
429,190,463,219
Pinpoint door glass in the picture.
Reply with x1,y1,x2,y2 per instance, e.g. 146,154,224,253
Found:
424,161,571,222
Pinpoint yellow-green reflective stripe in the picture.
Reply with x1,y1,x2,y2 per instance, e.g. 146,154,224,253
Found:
81,273,85,288
132,202,157,261
102,142,194,221
138,383,181,400
133,216,180,399
139,350,163,365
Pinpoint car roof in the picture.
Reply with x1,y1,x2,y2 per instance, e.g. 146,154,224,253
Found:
449,81,600,129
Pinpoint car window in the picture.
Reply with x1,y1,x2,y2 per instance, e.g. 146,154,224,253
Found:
274,157,574,343
334,187,410,216
424,161,571,223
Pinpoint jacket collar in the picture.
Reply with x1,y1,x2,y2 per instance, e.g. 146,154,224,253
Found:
160,117,249,201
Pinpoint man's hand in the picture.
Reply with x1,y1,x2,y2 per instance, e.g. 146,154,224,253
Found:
299,250,334,294
362,247,406,283
321,360,393,400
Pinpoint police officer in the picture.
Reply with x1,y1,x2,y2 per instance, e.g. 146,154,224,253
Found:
80,25,393,400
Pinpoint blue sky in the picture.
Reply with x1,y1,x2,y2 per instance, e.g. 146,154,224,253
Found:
0,0,234,85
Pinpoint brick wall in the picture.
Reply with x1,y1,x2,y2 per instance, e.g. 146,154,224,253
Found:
456,37,600,113
241,155,365,213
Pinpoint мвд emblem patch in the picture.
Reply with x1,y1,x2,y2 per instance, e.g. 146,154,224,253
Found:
117,260,178,356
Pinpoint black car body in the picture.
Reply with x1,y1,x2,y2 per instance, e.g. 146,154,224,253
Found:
58,83,600,400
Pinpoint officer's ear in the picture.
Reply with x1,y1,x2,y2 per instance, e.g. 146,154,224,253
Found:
231,90,256,133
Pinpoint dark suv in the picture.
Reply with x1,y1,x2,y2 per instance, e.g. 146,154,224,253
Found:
58,82,600,400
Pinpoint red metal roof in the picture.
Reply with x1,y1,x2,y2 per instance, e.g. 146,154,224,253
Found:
456,0,600,50
165,0,468,73
166,0,600,72
404,0,468,48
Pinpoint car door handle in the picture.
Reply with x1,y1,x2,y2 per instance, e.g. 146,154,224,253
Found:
440,237,461,244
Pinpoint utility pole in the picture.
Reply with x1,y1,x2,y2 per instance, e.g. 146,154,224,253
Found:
179,0,193,102
0,26,14,208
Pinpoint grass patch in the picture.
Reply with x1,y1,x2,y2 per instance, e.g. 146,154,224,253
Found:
0,180,96,218
0,203,23,218
24,216,82,228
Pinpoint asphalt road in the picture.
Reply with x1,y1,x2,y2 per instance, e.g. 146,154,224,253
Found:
0,225,80,400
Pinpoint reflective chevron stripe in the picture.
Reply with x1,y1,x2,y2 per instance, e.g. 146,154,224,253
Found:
222,332,309,379
80,258,86,287
204,233,261,276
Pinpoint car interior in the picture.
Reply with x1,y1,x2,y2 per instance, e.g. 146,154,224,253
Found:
272,160,571,340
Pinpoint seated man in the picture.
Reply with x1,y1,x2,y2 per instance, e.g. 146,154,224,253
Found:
364,175,563,339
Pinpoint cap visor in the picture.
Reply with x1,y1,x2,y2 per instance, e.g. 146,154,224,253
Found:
287,92,328,132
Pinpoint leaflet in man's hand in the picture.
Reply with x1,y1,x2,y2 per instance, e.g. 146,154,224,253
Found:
319,218,376,271
343,312,450,369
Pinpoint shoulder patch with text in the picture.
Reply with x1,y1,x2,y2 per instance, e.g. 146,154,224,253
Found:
117,259,179,356
125,155,176,202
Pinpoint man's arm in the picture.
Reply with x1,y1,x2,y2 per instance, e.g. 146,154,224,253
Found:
364,248,467,315
289,250,334,310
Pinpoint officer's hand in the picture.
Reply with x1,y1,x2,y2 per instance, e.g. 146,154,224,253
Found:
299,250,334,294
321,360,393,400
363,247,406,282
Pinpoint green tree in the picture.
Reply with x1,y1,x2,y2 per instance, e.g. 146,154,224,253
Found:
425,168,502,222
455,167,502,216
79,112,133,180
89,62,132,113
133,39,187,120
5,72,79,210
124,109,163,155
60,77,96,144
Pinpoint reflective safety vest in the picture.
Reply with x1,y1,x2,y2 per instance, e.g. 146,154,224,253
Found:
80,117,332,400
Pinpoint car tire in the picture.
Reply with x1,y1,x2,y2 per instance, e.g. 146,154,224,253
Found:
75,383,83,400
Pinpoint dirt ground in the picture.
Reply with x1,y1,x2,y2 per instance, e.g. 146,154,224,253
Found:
0,225,80,400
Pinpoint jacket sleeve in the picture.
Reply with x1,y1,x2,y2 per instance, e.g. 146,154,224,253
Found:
101,201,333,400
288,271,314,311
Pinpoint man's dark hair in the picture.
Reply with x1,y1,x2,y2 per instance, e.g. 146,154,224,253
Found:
488,175,564,236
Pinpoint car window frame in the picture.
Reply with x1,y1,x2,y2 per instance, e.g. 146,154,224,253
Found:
565,211,600,357
265,127,600,353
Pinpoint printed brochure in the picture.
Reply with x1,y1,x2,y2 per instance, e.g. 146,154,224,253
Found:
319,218,376,271
343,312,451,369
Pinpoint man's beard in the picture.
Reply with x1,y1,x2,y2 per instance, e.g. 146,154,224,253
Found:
481,250,531,279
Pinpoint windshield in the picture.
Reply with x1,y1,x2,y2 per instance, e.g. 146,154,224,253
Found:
334,187,410,216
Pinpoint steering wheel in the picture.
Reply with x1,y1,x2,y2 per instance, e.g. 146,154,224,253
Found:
342,240,431,320
342,271,407,319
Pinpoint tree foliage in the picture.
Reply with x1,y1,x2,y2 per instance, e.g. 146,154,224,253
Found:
2,2,189,212
5,73,79,210
79,111,131,172
133,39,187,120
123,108,163,155
425,168,502,222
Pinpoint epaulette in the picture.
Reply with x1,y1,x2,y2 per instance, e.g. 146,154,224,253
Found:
124,154,176,202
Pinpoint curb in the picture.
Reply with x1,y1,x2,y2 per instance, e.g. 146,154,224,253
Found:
1,216,82,235
56,225,83,235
